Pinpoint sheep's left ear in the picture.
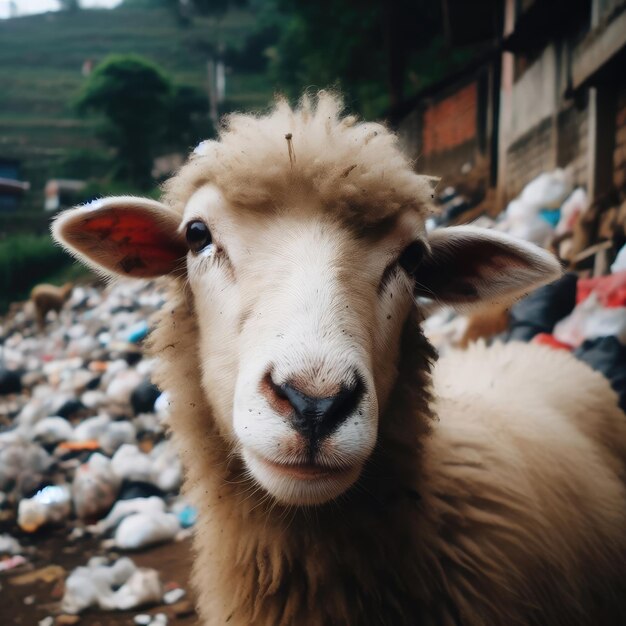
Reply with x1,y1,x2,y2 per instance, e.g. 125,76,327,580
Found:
52,196,187,278
414,226,562,307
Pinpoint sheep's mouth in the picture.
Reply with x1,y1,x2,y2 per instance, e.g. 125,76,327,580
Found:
251,452,355,481
243,448,364,504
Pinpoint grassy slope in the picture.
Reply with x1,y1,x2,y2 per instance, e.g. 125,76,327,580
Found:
0,6,274,310
0,6,273,209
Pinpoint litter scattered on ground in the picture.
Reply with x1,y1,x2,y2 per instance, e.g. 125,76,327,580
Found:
62,556,164,614
0,532,22,555
0,279,196,623
163,587,186,605
0,554,27,571
10,564,66,585
111,511,181,551
18,485,72,533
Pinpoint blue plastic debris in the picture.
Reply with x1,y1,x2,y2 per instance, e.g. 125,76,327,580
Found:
178,505,197,528
127,321,149,344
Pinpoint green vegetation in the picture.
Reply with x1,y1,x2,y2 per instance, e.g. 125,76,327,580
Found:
0,0,481,310
0,4,273,208
267,0,478,118
0,0,477,207
75,54,207,188
43,258,95,288
0,234,73,312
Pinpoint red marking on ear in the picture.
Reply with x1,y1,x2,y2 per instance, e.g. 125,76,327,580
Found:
75,207,186,277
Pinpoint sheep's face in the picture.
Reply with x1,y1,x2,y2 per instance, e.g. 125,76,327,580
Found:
54,188,561,507
179,186,425,505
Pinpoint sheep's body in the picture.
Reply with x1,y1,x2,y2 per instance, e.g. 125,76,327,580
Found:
150,289,626,625
30,283,72,330
426,341,626,625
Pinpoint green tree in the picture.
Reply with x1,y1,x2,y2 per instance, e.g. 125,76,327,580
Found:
75,55,208,189
177,0,247,16
268,0,444,117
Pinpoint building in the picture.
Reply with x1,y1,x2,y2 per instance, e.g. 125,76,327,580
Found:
393,0,626,212
44,179,86,212
499,0,626,205
0,158,30,212
392,50,501,207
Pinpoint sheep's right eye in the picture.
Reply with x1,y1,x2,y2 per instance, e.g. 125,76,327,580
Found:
186,220,212,253
398,241,425,275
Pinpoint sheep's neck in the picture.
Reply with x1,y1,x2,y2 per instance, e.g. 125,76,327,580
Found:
152,290,437,624
204,321,436,624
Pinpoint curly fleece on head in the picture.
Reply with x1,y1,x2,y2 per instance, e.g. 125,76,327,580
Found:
162,92,434,224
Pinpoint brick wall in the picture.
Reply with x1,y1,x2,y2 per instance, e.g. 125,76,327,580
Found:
396,71,491,196
557,104,588,188
505,102,589,200
505,117,553,198
421,82,478,156
614,86,626,191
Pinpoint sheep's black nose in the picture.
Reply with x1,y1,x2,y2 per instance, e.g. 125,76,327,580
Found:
277,376,364,443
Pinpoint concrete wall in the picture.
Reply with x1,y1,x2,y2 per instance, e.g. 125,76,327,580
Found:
501,45,560,199
504,117,553,198
557,104,589,188
508,45,557,143
500,34,591,201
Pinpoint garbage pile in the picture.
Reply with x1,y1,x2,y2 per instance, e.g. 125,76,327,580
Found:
426,168,626,412
0,280,196,624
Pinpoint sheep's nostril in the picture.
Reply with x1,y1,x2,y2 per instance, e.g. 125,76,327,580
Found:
260,372,293,414
268,374,288,400
279,374,365,443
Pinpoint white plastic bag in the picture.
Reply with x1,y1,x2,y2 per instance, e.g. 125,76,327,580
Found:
111,444,153,483
555,188,588,235
73,414,110,442
18,485,71,532
99,420,137,455
108,568,163,611
114,512,180,550
151,441,182,493
72,453,121,519
91,496,166,535
520,169,572,210
553,293,626,347
32,416,73,445
62,557,139,614
612,244,626,274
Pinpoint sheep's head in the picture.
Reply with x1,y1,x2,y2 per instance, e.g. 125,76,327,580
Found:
53,94,561,506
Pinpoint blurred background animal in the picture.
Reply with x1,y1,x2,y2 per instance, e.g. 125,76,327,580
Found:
30,283,73,330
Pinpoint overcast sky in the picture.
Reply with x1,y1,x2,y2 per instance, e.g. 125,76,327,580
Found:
0,0,122,19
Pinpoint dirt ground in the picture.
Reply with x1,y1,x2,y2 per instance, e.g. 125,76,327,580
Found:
0,519,197,626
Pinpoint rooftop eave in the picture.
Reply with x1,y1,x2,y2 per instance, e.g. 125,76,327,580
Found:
502,0,590,54
572,7,626,90
0,177,30,194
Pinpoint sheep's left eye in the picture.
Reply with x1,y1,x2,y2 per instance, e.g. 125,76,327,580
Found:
398,241,425,275
186,220,212,253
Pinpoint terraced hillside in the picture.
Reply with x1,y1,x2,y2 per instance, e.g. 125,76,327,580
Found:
0,5,272,209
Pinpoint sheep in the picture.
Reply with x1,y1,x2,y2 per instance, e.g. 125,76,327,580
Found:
52,92,626,625
30,282,73,330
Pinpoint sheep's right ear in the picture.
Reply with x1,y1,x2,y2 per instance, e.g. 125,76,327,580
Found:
413,226,562,308
52,196,187,279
